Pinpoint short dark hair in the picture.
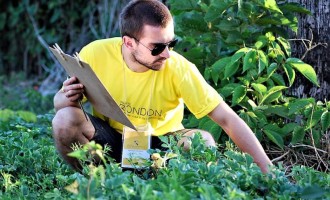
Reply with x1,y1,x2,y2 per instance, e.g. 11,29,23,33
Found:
119,0,172,39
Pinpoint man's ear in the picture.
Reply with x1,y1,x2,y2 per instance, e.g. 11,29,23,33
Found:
122,36,135,50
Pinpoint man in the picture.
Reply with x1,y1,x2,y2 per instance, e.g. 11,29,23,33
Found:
52,0,272,173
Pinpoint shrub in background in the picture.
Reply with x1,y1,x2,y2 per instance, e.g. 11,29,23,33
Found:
169,0,329,171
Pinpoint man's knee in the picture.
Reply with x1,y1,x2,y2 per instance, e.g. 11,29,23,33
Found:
52,107,81,141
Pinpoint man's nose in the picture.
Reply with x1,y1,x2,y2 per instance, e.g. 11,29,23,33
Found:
159,46,171,59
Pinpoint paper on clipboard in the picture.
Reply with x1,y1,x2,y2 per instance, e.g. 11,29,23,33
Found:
49,44,136,130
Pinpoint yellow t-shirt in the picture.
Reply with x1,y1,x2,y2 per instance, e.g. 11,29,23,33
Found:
79,37,222,136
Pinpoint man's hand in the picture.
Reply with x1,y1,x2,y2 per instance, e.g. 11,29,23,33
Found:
54,76,84,112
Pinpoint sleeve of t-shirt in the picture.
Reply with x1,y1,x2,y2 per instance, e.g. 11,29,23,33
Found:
178,62,222,119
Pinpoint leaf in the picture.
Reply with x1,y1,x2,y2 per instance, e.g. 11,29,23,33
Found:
243,49,257,73
282,123,299,137
257,50,268,74
301,185,327,199
283,63,296,86
280,3,311,15
277,37,291,57
306,109,323,129
263,0,282,13
286,58,319,86
211,57,231,72
271,73,286,86
288,98,314,115
232,85,246,106
219,83,241,97
291,126,305,144
251,83,267,96
260,86,287,105
224,61,240,79
255,36,268,49
267,63,278,78
321,111,330,130
263,125,284,149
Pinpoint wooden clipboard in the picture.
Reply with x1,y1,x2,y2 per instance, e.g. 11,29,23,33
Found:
49,44,136,130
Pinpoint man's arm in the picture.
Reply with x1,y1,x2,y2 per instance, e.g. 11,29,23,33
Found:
208,101,272,173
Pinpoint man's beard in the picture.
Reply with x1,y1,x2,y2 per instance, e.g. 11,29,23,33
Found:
132,52,166,71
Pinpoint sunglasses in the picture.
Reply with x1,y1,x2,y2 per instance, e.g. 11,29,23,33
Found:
132,37,178,56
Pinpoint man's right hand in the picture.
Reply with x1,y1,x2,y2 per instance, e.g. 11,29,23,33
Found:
54,76,85,112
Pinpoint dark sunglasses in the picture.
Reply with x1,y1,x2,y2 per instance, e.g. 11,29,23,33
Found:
132,37,178,56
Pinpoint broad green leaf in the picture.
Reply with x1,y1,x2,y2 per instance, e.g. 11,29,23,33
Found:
219,83,241,97
267,63,278,78
260,86,287,105
262,105,292,119
251,83,267,95
255,36,268,49
263,125,284,149
306,109,323,129
283,63,296,86
280,3,311,15
232,85,246,106
277,37,291,57
243,49,257,73
287,58,319,86
224,61,240,79
282,123,299,137
321,111,330,130
288,98,314,115
291,126,305,144
257,50,268,74
263,0,282,13
211,57,231,72
261,91,282,104
271,73,286,86
247,99,257,108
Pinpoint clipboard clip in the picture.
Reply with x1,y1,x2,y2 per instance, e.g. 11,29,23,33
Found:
53,43,67,61
73,52,83,68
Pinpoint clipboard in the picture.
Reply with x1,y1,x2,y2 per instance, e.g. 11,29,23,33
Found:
49,44,136,130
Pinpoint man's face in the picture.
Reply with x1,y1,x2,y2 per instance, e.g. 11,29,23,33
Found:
131,22,175,71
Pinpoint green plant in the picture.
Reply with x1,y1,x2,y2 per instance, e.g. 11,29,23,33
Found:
0,112,76,199
169,0,329,171
60,134,329,199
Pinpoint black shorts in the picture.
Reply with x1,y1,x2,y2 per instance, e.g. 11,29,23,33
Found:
88,114,167,163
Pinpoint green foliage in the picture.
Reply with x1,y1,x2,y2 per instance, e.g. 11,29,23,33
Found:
171,0,329,154
0,73,53,114
1,114,329,199
0,0,128,78
56,134,329,199
0,112,76,199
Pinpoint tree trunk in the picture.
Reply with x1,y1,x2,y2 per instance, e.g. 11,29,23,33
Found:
287,0,330,101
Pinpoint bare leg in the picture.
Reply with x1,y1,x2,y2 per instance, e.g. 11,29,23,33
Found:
52,107,95,171
177,129,216,150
